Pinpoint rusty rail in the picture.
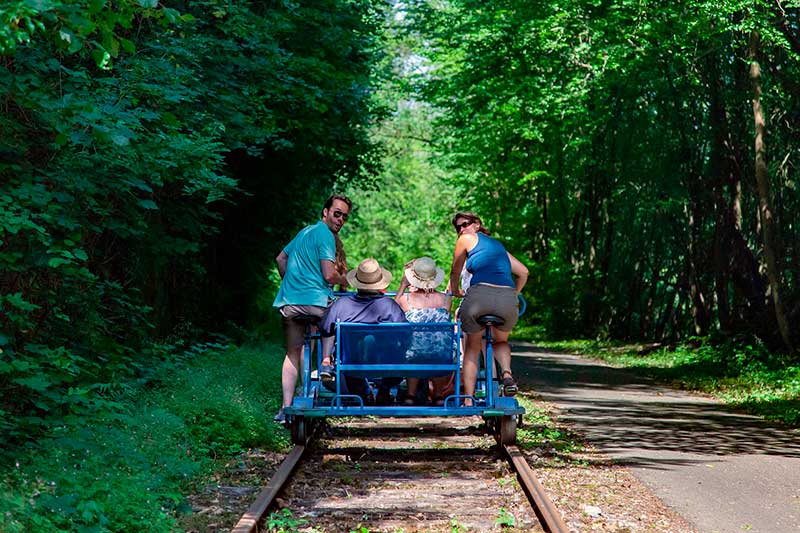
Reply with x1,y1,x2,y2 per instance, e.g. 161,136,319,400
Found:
230,444,306,533
504,444,570,533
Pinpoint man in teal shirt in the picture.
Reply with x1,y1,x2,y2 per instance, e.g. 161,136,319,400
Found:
273,194,352,422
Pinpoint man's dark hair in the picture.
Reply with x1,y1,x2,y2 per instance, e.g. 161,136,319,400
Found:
322,194,353,216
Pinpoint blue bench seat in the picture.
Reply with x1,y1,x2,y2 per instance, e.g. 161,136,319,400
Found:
335,321,460,379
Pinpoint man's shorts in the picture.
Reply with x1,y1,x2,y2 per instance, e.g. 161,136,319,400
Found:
279,304,327,349
459,283,519,334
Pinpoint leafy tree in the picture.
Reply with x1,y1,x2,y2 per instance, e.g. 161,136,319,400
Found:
0,0,386,446
406,0,800,354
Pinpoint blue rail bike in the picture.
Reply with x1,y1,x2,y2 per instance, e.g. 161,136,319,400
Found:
284,295,526,445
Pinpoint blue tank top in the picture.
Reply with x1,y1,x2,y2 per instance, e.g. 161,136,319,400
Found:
466,233,514,287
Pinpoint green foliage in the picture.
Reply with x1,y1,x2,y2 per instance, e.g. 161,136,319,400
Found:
495,507,516,527
267,509,310,533
405,0,800,351
1,0,386,447
341,10,464,288
344,101,459,286
0,341,287,532
449,517,466,533
516,396,582,454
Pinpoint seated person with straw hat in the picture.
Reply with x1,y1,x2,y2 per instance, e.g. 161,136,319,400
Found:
395,256,454,405
319,258,407,405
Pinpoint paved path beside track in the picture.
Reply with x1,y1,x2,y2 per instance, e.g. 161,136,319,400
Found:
512,343,800,533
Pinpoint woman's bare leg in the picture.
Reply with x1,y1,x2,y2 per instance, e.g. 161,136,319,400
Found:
490,327,512,377
461,331,482,405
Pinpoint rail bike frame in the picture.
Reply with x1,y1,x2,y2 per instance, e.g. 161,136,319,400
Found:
284,311,525,444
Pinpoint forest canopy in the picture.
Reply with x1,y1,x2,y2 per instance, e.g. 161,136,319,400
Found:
403,0,800,351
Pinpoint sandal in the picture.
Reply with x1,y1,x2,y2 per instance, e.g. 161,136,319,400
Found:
501,371,518,396
403,397,415,406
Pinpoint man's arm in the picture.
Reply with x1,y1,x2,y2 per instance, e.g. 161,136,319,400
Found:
321,259,347,287
276,250,288,278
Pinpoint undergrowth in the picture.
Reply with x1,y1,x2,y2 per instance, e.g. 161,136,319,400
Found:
515,395,583,457
0,342,288,532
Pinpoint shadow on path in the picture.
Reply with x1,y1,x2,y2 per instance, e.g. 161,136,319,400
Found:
511,343,800,532
512,342,800,465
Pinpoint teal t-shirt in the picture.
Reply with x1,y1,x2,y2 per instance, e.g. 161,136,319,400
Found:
273,221,336,308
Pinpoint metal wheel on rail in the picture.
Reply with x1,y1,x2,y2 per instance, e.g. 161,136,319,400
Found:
482,415,497,434
290,416,307,445
499,415,516,445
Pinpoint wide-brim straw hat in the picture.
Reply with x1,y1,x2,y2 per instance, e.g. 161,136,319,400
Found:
347,258,393,290
404,256,445,290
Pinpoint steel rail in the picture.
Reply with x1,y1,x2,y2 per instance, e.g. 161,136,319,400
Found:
231,444,306,533
504,443,570,533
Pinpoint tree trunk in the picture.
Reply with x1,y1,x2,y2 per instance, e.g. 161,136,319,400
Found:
685,200,709,336
749,30,794,352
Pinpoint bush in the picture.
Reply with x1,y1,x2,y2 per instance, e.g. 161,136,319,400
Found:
0,342,287,532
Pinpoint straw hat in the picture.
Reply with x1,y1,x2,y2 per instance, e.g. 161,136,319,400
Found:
404,256,445,290
346,258,393,290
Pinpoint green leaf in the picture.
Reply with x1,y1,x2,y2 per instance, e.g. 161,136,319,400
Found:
13,376,52,392
91,48,112,70
119,37,135,53
139,0,158,7
89,0,107,14
139,199,158,210
48,257,73,268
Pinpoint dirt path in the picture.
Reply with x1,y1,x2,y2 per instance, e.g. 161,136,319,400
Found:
513,342,800,533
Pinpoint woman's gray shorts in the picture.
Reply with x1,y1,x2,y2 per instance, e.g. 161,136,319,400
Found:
459,284,519,334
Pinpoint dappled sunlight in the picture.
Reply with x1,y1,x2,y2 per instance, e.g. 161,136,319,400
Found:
512,344,800,463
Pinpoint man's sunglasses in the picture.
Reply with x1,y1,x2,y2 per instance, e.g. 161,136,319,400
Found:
454,221,472,232
332,210,349,221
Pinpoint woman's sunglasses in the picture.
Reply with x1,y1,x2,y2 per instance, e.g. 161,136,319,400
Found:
454,221,472,232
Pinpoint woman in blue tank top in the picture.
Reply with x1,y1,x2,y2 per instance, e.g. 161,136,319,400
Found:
447,212,529,404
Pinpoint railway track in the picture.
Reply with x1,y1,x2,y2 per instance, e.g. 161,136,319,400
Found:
232,417,568,533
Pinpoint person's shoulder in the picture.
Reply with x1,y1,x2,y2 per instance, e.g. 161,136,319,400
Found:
311,220,334,241
386,298,407,318
458,232,479,251
309,220,328,233
334,293,357,304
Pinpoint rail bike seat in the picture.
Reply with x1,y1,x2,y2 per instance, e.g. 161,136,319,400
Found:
291,314,322,327
336,322,458,379
476,314,505,327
